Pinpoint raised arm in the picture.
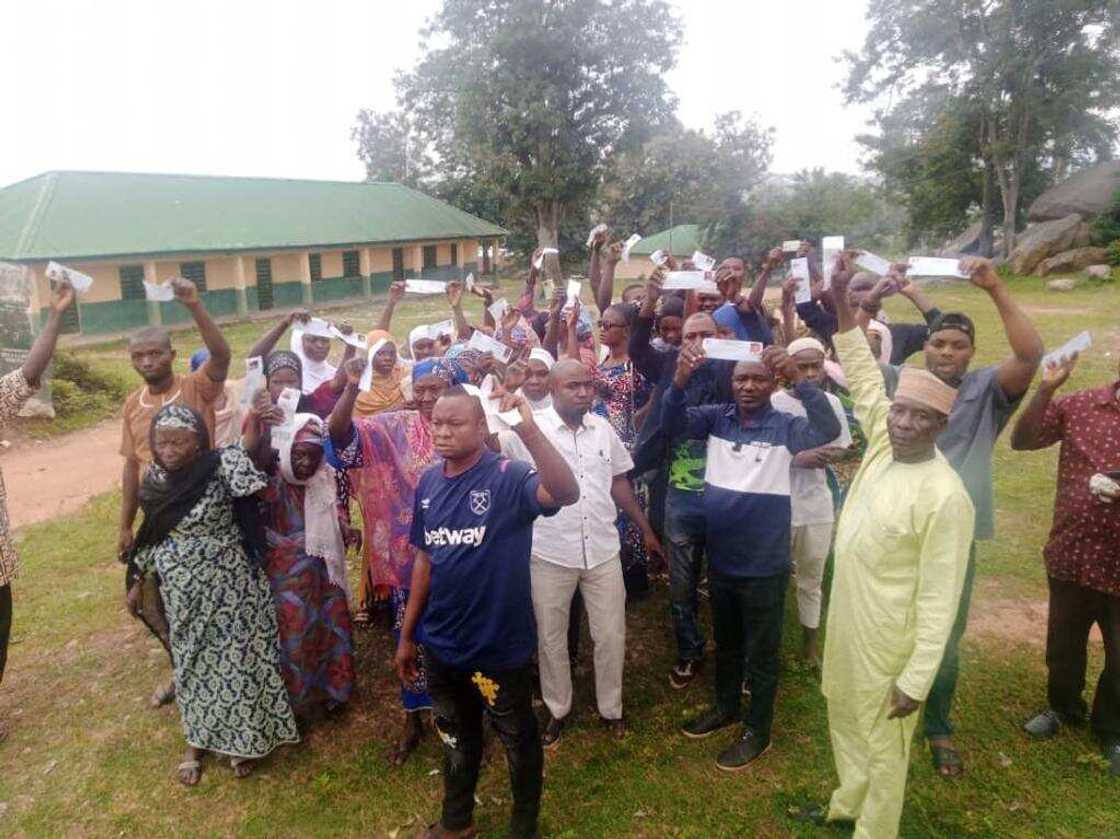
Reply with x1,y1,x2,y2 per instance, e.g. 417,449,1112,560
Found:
587,233,604,306
20,281,74,386
328,356,364,446
1010,355,1075,451
596,241,623,314
630,274,666,382
962,258,1043,400
445,280,472,341
830,266,892,450
172,278,230,382
377,282,405,332
505,395,579,507
248,309,306,360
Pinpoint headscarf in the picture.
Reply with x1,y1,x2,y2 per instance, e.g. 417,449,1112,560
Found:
189,348,209,372
867,319,893,365
266,350,303,382
412,357,468,386
289,328,336,394
787,337,827,357
409,324,433,356
528,347,555,370
452,349,485,384
355,329,406,417
276,414,350,599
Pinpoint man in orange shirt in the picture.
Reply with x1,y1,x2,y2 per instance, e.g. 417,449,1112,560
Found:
116,277,231,706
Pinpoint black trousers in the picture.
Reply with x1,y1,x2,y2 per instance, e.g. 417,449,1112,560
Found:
0,584,11,687
427,652,543,839
711,571,789,740
1046,576,1120,743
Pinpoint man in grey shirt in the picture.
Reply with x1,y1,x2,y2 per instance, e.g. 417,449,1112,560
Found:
869,256,1043,778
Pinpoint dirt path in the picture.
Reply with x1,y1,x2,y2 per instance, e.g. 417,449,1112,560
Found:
1,419,122,528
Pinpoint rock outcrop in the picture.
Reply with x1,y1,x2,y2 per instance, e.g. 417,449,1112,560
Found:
1009,214,1083,275
1028,161,1120,223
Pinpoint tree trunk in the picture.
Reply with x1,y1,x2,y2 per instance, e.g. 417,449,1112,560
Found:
535,199,563,284
979,156,997,259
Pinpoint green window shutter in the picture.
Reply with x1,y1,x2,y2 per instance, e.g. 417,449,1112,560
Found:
119,265,145,301
342,250,360,278
450,243,459,265
309,253,322,282
180,261,207,293
422,245,437,269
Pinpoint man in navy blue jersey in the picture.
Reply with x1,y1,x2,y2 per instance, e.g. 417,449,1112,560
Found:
396,386,579,839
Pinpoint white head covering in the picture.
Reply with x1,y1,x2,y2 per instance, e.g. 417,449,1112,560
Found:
409,324,433,354
867,319,893,364
277,414,350,602
527,347,555,370
787,337,826,357
290,327,337,394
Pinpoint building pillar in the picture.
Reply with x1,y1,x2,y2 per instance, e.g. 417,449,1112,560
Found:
482,241,492,275
143,262,162,326
299,252,313,306
360,248,372,297
233,256,250,319
414,245,424,277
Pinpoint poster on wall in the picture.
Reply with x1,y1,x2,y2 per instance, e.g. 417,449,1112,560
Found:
0,261,54,417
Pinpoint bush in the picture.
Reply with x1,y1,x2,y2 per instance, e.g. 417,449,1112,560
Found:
1108,239,1120,268
1091,188,1120,246
49,352,130,420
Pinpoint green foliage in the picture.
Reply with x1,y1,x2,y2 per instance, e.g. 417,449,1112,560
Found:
49,352,129,420
1091,188,1120,246
1107,239,1120,267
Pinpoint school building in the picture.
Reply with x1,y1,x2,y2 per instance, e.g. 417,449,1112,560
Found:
0,171,507,336
615,223,704,281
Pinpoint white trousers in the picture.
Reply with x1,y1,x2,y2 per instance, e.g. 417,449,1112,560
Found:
530,555,626,721
792,522,834,629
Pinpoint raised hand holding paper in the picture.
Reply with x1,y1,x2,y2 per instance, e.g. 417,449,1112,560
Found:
143,280,175,302
272,388,302,448
1042,330,1092,369
358,338,389,391
534,248,559,270
662,271,718,293
467,330,512,364
621,234,642,263
702,338,763,362
790,258,812,304
241,356,265,410
465,272,475,291
586,223,608,248
566,279,581,305
330,325,368,349
821,236,844,289
906,257,971,280
488,298,510,321
404,279,448,295
46,261,93,295
650,249,669,268
855,251,893,276
691,251,716,272
429,319,454,341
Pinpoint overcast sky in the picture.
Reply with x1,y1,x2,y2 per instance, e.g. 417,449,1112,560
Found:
1,0,877,189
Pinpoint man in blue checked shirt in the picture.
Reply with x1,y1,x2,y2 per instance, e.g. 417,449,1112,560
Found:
662,342,841,771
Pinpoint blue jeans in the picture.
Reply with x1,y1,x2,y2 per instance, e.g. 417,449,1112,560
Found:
664,488,707,661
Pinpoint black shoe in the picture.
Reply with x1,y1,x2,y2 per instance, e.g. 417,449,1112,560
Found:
541,715,564,749
669,658,702,690
1105,741,1120,777
681,707,737,739
1023,708,1062,739
787,803,854,831
716,728,771,771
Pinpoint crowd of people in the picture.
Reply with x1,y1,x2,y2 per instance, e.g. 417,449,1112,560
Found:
0,234,1117,839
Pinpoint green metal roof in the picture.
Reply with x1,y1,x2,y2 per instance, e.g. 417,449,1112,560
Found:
628,224,704,257
0,171,507,261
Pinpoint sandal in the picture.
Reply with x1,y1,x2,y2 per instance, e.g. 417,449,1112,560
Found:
177,759,202,786
930,744,964,777
230,757,255,779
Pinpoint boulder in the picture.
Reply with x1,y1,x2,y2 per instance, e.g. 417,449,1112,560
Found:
1028,161,1120,222
1086,264,1113,279
937,221,983,257
1046,278,1077,292
1036,247,1111,276
1009,214,1083,275
1073,222,1093,249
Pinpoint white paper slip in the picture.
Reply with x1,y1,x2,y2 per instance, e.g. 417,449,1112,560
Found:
429,319,455,340
586,223,608,248
702,338,764,363
143,280,175,302
906,257,970,279
621,234,642,263
1042,331,1092,368
276,387,301,428
650,249,669,268
534,248,559,270
822,236,845,289
240,357,265,410
46,261,93,295
566,279,581,305
790,258,812,304
782,240,802,254
691,251,716,272
662,271,717,292
488,298,510,321
465,272,475,291
330,325,367,349
481,375,524,427
404,279,448,294
855,251,893,276
358,339,389,391
467,330,512,364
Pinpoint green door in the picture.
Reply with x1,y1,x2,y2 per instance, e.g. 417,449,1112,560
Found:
255,258,274,310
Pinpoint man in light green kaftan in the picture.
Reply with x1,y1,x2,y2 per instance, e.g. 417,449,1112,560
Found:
806,261,974,838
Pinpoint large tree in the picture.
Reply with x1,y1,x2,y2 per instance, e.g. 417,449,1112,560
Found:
359,0,681,278
845,0,1120,256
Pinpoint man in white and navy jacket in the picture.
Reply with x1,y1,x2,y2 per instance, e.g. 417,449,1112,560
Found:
662,342,841,772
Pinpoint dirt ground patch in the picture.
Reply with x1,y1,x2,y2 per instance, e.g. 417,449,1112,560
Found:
968,577,1103,647
1,419,122,528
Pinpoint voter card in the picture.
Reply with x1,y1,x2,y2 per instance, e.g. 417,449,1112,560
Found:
790,258,812,304
566,279,581,305
276,387,301,428
404,279,448,294
143,280,175,302
702,338,763,363
855,251,893,276
691,251,716,272
488,297,510,321
358,339,389,391
241,356,265,410
1042,330,1092,369
622,234,642,263
906,257,970,280
586,223,608,248
480,375,524,428
781,240,802,253
467,330,513,364
650,249,669,268
46,261,93,295
429,319,455,340
533,248,559,270
330,325,367,349
821,236,845,289
662,271,717,292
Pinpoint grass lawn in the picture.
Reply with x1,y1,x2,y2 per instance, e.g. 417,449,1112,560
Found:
1,275,1119,837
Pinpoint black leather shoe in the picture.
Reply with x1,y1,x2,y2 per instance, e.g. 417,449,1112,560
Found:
716,728,771,771
1023,708,1062,739
681,707,736,739
541,715,564,749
